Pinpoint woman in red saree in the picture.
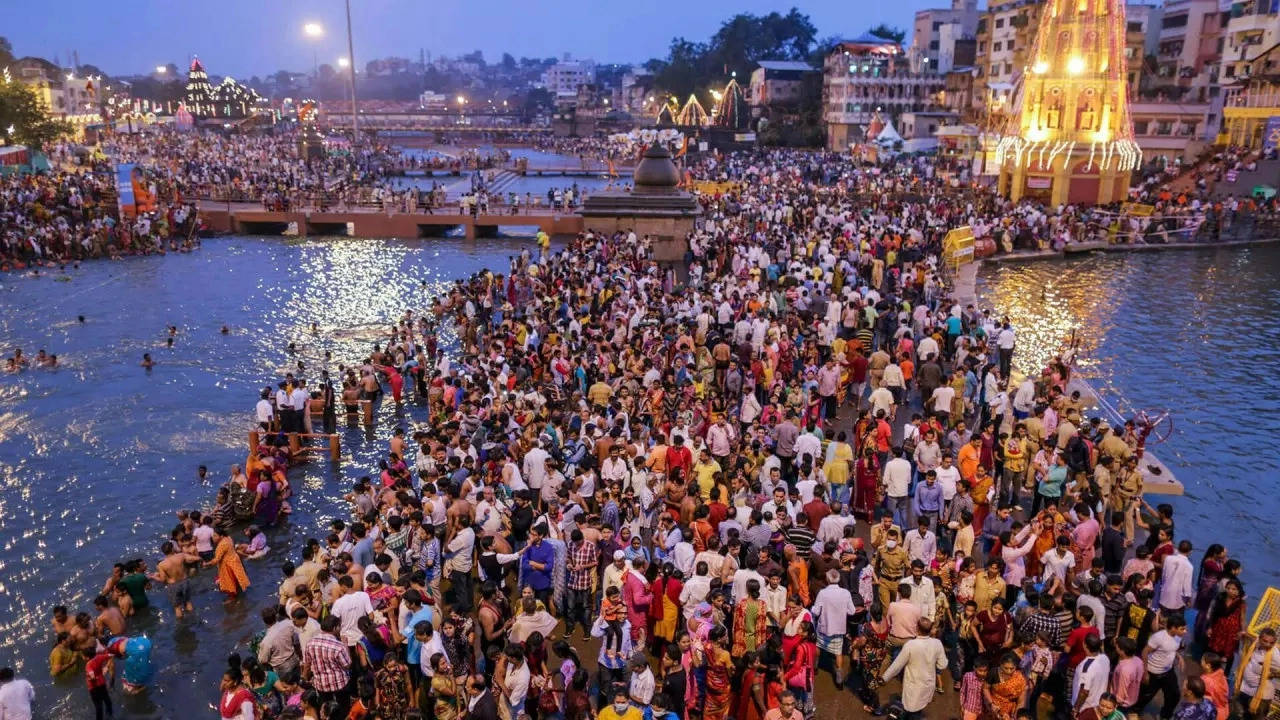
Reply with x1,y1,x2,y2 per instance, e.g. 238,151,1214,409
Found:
649,565,684,654
852,447,881,521
206,528,250,598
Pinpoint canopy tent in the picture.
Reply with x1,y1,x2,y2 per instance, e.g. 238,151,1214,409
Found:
875,120,904,145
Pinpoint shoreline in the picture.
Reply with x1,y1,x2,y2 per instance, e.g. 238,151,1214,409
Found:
984,234,1280,264
951,258,1185,496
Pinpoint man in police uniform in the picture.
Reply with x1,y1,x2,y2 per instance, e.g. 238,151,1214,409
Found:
875,528,910,608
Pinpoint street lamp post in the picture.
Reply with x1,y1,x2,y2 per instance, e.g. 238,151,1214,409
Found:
344,0,358,144
303,22,323,77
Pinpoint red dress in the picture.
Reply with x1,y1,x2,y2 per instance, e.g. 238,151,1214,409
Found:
853,457,880,520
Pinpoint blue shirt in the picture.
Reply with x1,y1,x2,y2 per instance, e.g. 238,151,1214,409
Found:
591,618,633,669
946,316,962,335
521,540,555,590
352,537,374,568
402,606,434,663
913,482,943,515
1041,465,1067,498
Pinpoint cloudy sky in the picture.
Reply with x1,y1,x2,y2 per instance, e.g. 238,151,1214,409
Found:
1,0,938,78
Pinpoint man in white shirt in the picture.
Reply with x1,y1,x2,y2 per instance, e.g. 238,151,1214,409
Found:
0,668,34,720
255,388,274,427
329,576,374,645
1158,540,1195,613
905,561,937,621
731,562,766,604
680,562,713,618
1136,617,1186,720
1070,635,1111,714
934,455,960,509
446,524,477,613
762,572,788,624
882,447,913,529
628,656,656,705
670,529,695,577
521,443,549,492
816,504,854,546
810,569,859,684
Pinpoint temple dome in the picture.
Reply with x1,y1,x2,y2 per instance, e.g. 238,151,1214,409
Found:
633,144,680,191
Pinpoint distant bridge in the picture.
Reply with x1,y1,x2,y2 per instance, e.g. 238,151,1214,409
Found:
319,111,551,134
199,201,583,240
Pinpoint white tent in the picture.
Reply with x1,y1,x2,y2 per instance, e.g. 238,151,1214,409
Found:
875,120,904,146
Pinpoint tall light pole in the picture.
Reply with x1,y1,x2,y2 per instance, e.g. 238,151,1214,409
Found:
343,0,358,143
303,22,323,77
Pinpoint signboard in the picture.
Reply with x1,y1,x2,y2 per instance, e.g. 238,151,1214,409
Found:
1262,115,1280,155
733,132,756,142
1026,176,1052,189
1121,202,1155,216
115,163,155,218
943,226,975,268
1225,169,1239,183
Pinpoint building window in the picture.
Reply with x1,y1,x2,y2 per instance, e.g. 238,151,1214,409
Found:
995,17,1005,27
1005,62,1013,74
993,41,1002,51
1133,120,1149,134
978,42,986,52
1127,21,1143,32
1007,39,1015,50
1161,13,1188,28
932,21,943,30
929,40,939,50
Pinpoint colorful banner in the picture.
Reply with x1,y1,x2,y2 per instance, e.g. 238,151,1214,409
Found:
115,163,136,218
115,163,155,218
1263,116,1280,155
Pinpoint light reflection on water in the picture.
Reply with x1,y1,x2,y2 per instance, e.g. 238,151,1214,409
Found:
0,235,536,717
978,245,1280,594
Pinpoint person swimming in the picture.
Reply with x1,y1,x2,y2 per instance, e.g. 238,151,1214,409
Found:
142,353,155,369
220,325,230,334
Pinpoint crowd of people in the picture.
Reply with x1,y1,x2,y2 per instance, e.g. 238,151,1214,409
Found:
9,146,1276,720
0,165,199,270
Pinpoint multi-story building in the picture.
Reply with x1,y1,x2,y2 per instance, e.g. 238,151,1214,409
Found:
541,58,596,99
749,61,817,117
1130,100,1214,162
1125,4,1165,95
942,67,979,119
973,0,1045,112
620,72,654,116
1219,0,1280,87
1221,43,1280,150
824,34,946,151
908,0,981,74
10,56,101,132
1154,0,1225,102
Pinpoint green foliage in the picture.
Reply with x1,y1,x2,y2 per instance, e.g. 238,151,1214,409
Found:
648,8,817,100
867,24,906,44
0,80,73,150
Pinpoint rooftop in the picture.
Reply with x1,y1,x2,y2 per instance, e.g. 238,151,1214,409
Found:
756,60,817,72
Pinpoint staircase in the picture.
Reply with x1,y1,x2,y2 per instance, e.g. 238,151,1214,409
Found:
1214,158,1280,198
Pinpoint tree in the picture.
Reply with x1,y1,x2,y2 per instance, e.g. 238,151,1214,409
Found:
0,36,13,66
646,9,817,101
866,24,905,44
501,53,516,72
0,81,72,150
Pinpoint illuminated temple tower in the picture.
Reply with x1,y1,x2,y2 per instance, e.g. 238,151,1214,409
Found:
995,0,1140,206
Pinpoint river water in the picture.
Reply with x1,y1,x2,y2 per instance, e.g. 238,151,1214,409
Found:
0,236,532,717
2,238,1277,716
977,244,1280,595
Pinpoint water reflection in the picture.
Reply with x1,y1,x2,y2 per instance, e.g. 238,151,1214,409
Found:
978,245,1280,593
0,235,533,716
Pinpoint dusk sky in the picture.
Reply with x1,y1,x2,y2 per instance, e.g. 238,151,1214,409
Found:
1,0,938,78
